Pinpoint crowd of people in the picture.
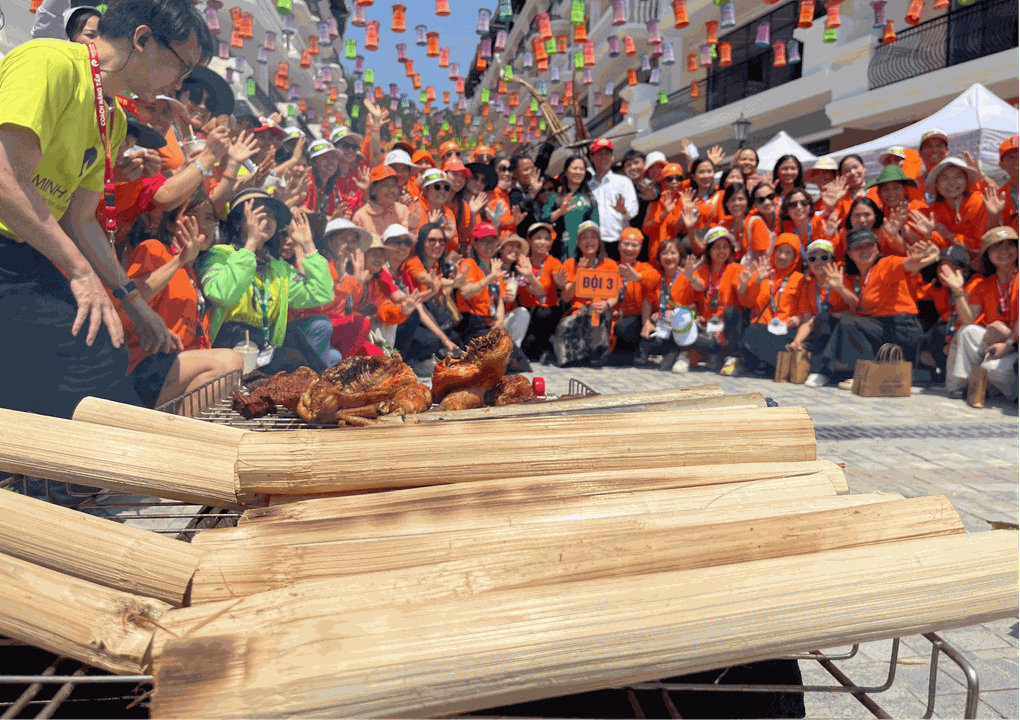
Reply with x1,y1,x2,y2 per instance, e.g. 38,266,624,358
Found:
1,0,1017,420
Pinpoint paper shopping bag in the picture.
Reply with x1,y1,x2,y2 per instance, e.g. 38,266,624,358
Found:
774,350,792,383
789,349,811,384
851,344,911,397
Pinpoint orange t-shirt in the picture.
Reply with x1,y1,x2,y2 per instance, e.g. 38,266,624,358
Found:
782,216,843,263
159,127,186,175
403,255,436,293
930,194,989,253
719,215,752,261
968,271,1019,328
617,262,659,317
644,267,700,314
642,197,685,263
411,198,458,251
693,262,743,320
122,240,209,374
796,275,849,317
562,257,619,314
846,256,919,317
690,187,718,230
831,188,870,226
290,261,364,322
517,254,562,309
365,269,406,325
917,275,982,328
997,182,1018,232
743,271,804,325
456,258,505,317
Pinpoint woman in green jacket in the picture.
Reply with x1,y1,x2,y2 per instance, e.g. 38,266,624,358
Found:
200,188,334,373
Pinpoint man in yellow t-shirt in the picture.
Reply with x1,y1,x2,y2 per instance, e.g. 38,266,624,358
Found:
0,0,213,418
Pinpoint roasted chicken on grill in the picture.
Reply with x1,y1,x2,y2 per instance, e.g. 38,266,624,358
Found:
296,353,429,424
430,327,513,402
484,374,536,406
231,367,319,419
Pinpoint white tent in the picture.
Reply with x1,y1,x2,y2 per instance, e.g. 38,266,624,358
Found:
756,131,817,176
815,83,1019,181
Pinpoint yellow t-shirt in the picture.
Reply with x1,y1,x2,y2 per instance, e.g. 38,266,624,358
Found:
0,40,127,241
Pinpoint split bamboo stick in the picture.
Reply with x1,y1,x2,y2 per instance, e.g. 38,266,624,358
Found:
0,408,240,508
377,385,727,423
240,460,848,524
0,553,171,675
236,407,816,495
189,494,951,604
0,490,201,607
71,398,264,506
150,531,1019,719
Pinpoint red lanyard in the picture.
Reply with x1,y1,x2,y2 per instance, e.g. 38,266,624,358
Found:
87,43,117,245
996,271,1016,316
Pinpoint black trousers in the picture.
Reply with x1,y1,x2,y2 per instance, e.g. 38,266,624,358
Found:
692,306,748,356
0,238,139,418
921,319,954,377
741,322,791,372
521,304,563,360
611,314,643,356
214,321,326,374
810,313,924,377
395,309,443,365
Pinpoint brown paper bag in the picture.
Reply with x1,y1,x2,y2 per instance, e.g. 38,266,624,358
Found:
774,350,791,383
851,344,911,397
789,350,811,384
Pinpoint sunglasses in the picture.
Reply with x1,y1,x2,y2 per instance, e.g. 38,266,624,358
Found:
497,165,511,173
755,193,776,203
445,151,462,158
663,175,683,183
338,143,359,152
807,253,831,263
430,183,452,192
385,238,414,247
788,199,812,209
425,235,446,243
477,155,494,162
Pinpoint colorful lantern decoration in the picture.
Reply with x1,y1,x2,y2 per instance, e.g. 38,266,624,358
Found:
345,38,356,59
672,0,689,28
584,41,596,66
449,61,460,78
230,29,243,49
556,34,567,54
687,53,697,72
649,68,660,84
612,0,626,25
627,68,637,86
772,39,787,66
365,19,379,50
246,77,256,96
436,0,450,16
307,35,319,55
537,12,552,40
456,77,466,93
720,1,736,28
277,0,292,14
605,80,615,95
412,74,421,90
497,0,512,22
218,41,229,60
354,54,364,72
443,90,450,104
533,36,547,62
365,67,375,83
594,92,603,107
206,8,220,34
718,41,732,66
315,75,325,91
522,51,534,68
933,0,949,8
700,45,712,66
288,84,301,101
623,34,636,56
351,4,366,26
658,89,668,104
797,0,815,28
482,37,494,59
257,45,269,63
392,3,406,32
823,26,837,42
415,24,428,46
583,67,594,85
905,0,922,24
787,39,801,63
640,53,651,71
477,8,491,34
706,20,719,45
647,18,662,45
504,64,513,80
755,21,770,46
405,58,415,77
318,21,330,44
690,81,699,98
239,11,254,38
396,42,407,62
495,29,508,52
619,100,629,115
420,89,428,103
281,14,295,37
328,17,340,39
427,31,440,56
573,23,587,42
662,42,676,64
571,0,585,25
608,36,621,58
438,46,450,67
300,50,311,68
274,61,289,90
389,82,399,98
881,19,897,43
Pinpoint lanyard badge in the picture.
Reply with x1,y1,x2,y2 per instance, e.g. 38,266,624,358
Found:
87,43,117,246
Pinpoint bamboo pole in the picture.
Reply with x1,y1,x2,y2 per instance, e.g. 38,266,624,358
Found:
375,385,728,423
236,407,816,495
189,493,949,604
0,408,240,508
150,531,1019,719
0,553,171,675
240,459,848,524
0,490,201,607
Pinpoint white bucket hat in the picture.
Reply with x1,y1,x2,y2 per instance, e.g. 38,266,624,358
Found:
671,306,698,347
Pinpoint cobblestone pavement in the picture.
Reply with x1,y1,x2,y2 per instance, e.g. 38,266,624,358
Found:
525,362,1019,719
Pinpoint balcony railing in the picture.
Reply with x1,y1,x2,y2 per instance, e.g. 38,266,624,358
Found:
868,0,1018,90
648,80,706,132
626,0,659,25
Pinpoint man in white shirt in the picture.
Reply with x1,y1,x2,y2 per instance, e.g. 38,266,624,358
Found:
588,138,638,257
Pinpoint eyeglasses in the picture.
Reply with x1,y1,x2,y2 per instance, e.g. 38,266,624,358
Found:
477,155,494,163
755,193,776,203
162,40,195,82
338,143,359,152
430,183,452,192
385,238,414,247
425,235,446,244
806,253,831,263
445,151,462,158
497,165,511,173
663,175,683,183
788,199,812,209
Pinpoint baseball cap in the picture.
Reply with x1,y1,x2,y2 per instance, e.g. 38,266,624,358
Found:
472,221,498,239
806,239,835,257
591,138,613,153
919,129,949,150
576,220,600,238
420,168,450,189
442,158,470,175
308,139,339,160
846,227,878,250
527,222,555,238
412,149,436,167
384,149,417,167
877,146,907,165
330,126,365,146
439,141,460,157
369,165,398,183
999,136,1019,159
938,244,971,269
704,226,735,248
382,224,413,243
671,306,698,347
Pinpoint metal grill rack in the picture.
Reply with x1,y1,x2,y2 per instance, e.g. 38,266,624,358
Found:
0,373,983,719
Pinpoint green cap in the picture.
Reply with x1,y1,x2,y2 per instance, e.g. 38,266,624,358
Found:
867,164,919,190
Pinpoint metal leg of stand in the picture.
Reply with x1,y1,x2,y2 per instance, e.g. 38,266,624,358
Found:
921,631,980,720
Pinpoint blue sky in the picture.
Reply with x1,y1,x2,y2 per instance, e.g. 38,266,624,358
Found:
344,2,487,107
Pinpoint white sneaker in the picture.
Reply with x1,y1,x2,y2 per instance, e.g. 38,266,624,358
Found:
719,356,739,376
671,352,691,374
804,373,829,388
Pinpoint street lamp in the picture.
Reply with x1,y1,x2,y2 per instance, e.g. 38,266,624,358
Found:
732,113,751,148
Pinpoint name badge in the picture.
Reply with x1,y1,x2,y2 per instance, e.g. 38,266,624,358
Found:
768,317,789,336
705,317,725,334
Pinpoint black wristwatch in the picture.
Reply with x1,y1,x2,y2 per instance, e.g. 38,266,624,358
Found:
112,280,139,300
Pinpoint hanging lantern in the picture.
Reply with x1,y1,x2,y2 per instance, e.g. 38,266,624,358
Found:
443,90,451,104
619,100,629,115
495,29,507,52
264,30,277,51
508,91,519,107
933,0,949,8
420,89,428,103
720,1,736,28
257,46,269,63
306,108,315,121
480,87,490,104
405,59,415,77
351,4,366,27
687,53,697,72
415,24,428,46
608,35,621,58
647,18,662,45
277,0,292,14
427,31,440,57
823,26,837,42
477,56,489,72
477,7,491,34
530,98,539,112
537,12,552,40
797,0,815,28
344,38,356,59
365,67,375,84
605,80,615,95
206,8,220,34
549,92,559,107
225,68,235,84
537,79,548,97
772,39,787,66
246,77,256,96
825,0,842,27
365,19,380,50
570,0,585,25
564,80,574,98
533,37,547,62
456,77,466,93
640,53,651,71
274,61,289,89
482,38,494,59
504,63,513,80
497,0,512,22
218,41,229,60
449,62,460,79
392,3,407,32
658,89,668,104
396,42,408,62
412,74,422,90
239,11,254,38
870,0,887,26
300,50,311,68
534,56,546,72
718,41,732,66
755,21,770,46
649,68,660,84
281,14,295,37
439,46,450,67
550,65,560,81
612,0,626,25
230,29,243,48
583,67,594,85
389,82,399,98
497,78,507,94
690,81,699,98
318,21,330,44
700,45,712,66
905,0,923,24
315,75,325,91
436,0,451,16
570,51,580,70
374,85,384,100
307,35,319,55
594,92,603,107
573,23,587,42
584,41,596,66
556,34,568,54
328,17,340,39
672,0,689,28
710,44,718,59
522,51,534,68
662,42,675,64
881,19,897,43
623,35,636,56
627,68,638,86
706,20,719,45
787,39,801,63
354,54,365,73
288,84,301,100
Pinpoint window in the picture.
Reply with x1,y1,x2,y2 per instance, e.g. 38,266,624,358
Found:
705,0,824,112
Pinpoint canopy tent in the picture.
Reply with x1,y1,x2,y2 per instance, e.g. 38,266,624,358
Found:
755,131,817,176
813,83,1018,182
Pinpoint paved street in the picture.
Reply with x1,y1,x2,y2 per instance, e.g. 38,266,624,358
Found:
525,362,1019,719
